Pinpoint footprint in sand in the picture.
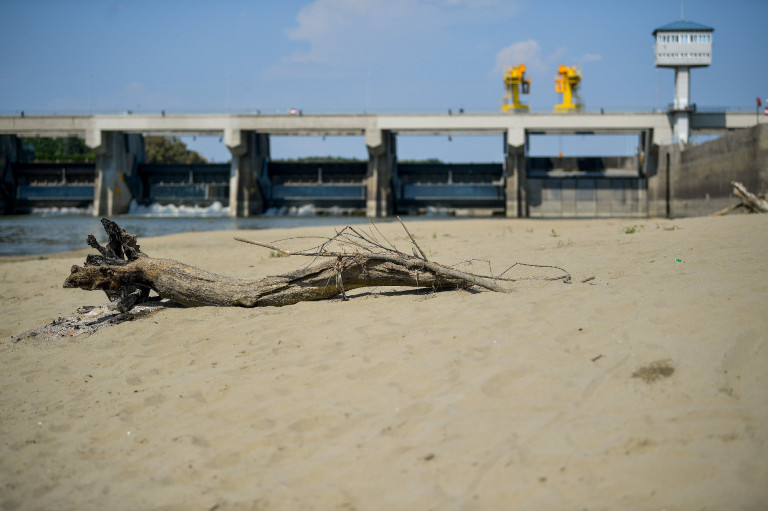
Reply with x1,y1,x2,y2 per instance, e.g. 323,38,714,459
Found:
480,367,532,399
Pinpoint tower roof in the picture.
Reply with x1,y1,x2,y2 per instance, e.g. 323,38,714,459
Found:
653,20,714,35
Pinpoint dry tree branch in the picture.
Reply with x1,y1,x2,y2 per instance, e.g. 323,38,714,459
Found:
397,216,429,261
63,218,573,314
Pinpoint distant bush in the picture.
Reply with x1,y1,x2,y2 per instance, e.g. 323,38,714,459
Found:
273,156,365,163
398,158,444,164
22,137,96,162
145,136,208,164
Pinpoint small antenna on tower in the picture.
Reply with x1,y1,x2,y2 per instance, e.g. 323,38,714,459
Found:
681,0,685,20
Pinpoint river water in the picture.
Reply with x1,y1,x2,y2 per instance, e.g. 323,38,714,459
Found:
0,203,378,257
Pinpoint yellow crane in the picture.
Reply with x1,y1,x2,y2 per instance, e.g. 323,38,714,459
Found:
501,64,530,112
554,65,583,112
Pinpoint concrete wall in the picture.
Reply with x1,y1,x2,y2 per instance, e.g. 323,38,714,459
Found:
654,124,768,217
522,155,646,218
504,142,525,218
527,178,646,218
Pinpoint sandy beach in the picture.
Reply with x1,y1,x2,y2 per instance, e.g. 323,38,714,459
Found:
1,214,767,510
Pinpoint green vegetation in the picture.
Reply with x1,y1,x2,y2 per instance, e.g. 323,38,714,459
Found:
21,136,208,165
145,136,208,164
273,156,365,163
632,359,675,383
272,157,445,164
22,137,96,163
623,224,644,234
398,158,444,164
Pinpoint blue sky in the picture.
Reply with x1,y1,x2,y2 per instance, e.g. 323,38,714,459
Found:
2,0,766,162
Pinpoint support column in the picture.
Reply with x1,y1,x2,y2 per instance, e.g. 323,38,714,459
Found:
648,143,680,218
673,67,690,110
672,67,691,144
672,112,690,145
504,128,527,218
0,135,22,214
365,128,395,218
637,129,652,218
666,144,681,218
645,141,665,218
227,130,269,218
89,131,145,217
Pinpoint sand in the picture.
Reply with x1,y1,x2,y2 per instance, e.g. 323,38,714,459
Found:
1,214,767,510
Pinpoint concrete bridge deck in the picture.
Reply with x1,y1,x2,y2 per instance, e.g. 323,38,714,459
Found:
0,111,758,145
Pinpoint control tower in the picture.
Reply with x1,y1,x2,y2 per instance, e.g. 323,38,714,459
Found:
653,20,713,143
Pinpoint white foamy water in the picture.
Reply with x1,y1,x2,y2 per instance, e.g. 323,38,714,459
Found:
424,206,452,217
263,205,360,217
30,205,94,216
127,200,229,217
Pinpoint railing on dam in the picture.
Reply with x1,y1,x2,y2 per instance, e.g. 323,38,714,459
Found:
135,164,230,206
393,163,506,213
261,161,367,210
2,156,647,218
527,156,641,177
525,156,646,217
8,163,95,212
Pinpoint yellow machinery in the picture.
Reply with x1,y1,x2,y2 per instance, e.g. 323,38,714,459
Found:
554,65,583,112
501,64,530,112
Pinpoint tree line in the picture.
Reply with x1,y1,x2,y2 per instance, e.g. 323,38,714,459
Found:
21,136,207,164
21,137,445,165
143,136,207,164
22,137,96,163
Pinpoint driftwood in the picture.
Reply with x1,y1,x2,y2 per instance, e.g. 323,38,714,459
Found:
11,300,179,344
64,218,571,312
712,181,768,216
10,219,573,342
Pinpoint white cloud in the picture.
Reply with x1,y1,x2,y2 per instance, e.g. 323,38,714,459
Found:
547,46,570,67
493,40,576,78
269,0,520,74
284,0,403,66
581,53,603,63
493,40,543,74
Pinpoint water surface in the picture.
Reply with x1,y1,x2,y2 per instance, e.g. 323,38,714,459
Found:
0,210,373,257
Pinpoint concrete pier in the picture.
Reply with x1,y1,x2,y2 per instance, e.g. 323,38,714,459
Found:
0,135,21,213
89,131,145,216
504,128,526,217
365,128,395,217
227,131,269,217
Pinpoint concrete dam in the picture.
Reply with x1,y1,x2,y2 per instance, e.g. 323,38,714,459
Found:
0,112,763,218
